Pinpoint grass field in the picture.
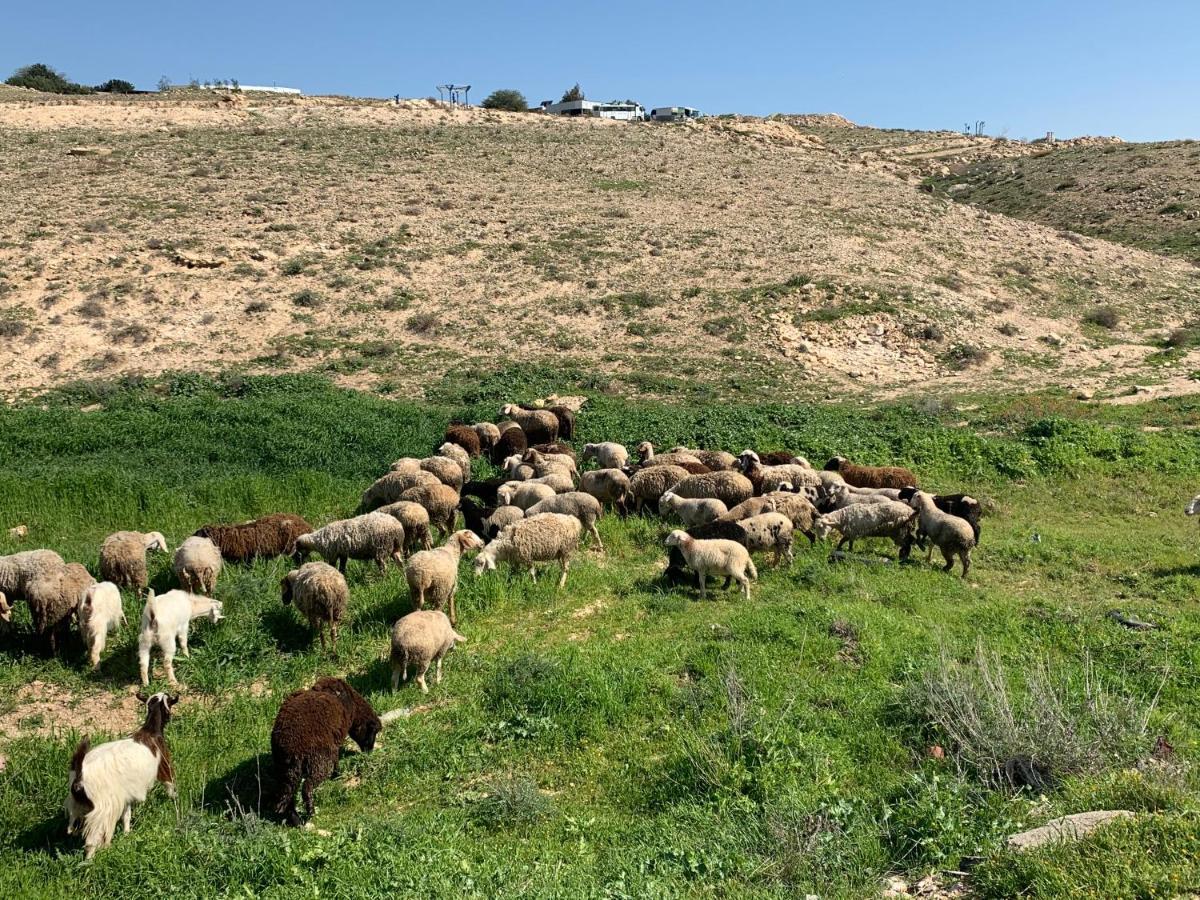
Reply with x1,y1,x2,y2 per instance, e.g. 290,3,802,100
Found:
2,374,1200,898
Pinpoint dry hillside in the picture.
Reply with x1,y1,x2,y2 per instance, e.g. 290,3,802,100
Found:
1,92,1198,402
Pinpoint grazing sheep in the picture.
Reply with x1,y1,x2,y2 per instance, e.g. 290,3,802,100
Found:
737,512,796,566
389,457,423,475
582,442,629,471
437,442,473,480
375,500,434,553
579,468,631,513
281,563,349,655
526,472,575,494
293,513,406,573
906,490,976,577
359,469,440,513
443,424,482,458
818,483,898,514
270,677,381,827
898,487,982,543
173,536,222,595
490,423,528,466
26,562,95,654
531,441,578,462
813,500,918,554
462,477,508,507
721,492,819,544
636,442,705,469
502,454,536,482
0,549,66,605
99,531,168,593
399,483,461,542
669,447,738,471
523,448,578,478
65,692,178,859
420,455,465,492
499,404,559,444
460,497,525,542
390,610,466,692
658,490,728,527
473,422,501,452
405,530,485,625
824,456,917,490
526,491,606,551
548,405,576,441
759,450,805,466
628,464,690,512
137,589,225,686
496,481,556,512
474,513,583,587
78,582,127,671
671,470,755,508
739,450,821,495
664,530,757,600
193,514,313,564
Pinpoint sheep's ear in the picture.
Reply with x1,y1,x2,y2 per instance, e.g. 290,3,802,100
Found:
135,690,149,703
146,589,155,602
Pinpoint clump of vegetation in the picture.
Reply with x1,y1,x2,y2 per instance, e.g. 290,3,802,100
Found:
1165,325,1200,349
406,311,440,334
95,78,135,93
1083,305,1121,329
5,63,92,94
941,343,990,369
466,772,554,829
481,89,528,112
560,83,585,102
916,647,1156,790
291,290,323,309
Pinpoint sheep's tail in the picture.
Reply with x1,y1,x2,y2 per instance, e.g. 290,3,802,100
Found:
452,630,467,643
746,558,758,581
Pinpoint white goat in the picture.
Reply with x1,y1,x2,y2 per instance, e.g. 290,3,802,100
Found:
137,589,225,686
78,582,127,671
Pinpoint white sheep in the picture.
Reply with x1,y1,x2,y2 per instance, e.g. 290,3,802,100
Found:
658,490,728,527
390,610,467,693
523,448,578,479
664,530,757,600
281,562,349,654
436,442,472,480
99,531,168,594
473,513,583,588
293,512,406,573
496,481,556,511
375,500,434,552
813,500,917,554
399,483,461,542
525,472,575,494
636,441,703,468
138,589,225,686
670,471,755,508
0,549,66,604
360,469,440,511
669,447,738,471
503,454,535,481
737,512,795,566
65,692,178,859
582,442,629,470
906,490,976,577
420,455,465,492
473,422,501,451
172,536,222,595
526,491,606,551
78,582,127,671
405,530,486,626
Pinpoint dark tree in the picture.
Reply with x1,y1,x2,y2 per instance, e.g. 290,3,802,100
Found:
481,89,529,112
96,79,136,93
5,63,92,94
560,83,584,102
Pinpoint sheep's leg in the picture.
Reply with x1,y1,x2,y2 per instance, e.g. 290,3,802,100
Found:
318,625,327,653
417,661,430,693
138,638,151,686
529,566,538,583
391,661,402,691
337,557,348,574
448,586,457,627
589,522,604,553
122,805,132,834
836,536,849,551
415,586,425,609
738,573,751,600
275,767,302,827
557,557,570,589
435,657,443,685
960,550,971,578
697,570,707,600
161,635,178,686
90,632,104,671
301,779,317,821
329,620,339,658
941,547,954,572
178,627,189,658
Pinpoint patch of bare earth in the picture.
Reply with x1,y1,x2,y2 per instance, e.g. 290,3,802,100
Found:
0,680,144,741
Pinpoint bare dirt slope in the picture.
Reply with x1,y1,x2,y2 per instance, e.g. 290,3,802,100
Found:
1,94,1198,402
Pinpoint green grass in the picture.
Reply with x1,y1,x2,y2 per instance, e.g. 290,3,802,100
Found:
2,375,1200,897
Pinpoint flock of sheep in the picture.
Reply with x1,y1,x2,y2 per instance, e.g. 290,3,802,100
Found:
0,395,984,857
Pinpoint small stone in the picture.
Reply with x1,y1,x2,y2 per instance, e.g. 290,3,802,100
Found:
1075,389,1095,400
68,146,112,157
8,525,28,539
1008,811,1134,851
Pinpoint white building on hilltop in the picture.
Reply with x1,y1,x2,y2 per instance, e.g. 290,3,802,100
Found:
541,99,645,121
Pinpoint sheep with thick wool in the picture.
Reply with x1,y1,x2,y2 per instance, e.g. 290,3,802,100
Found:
173,536,222,595
405,530,485,626
270,677,381,827
0,549,66,605
813,499,917,554
293,512,406,573
898,487,982,544
736,512,796,566
664,530,757,600
670,470,755,508
399,483,461,542
669,447,738,471
442,424,482,458
906,490,976,577
473,422,501,452
137,589,225,686
99,531,168,593
628,464,690,512
474,513,583,587
26,562,95,654
460,497,525,542
582,442,629,471
526,491,605,551
281,562,349,655
824,456,917,490
579,468,631,513
523,448,578,479
420,455,465,492
437,442,473,480
78,582,127,670
66,692,178,859
390,610,466,692
499,404,559,444
739,450,821,495
497,481,556,512
359,469,440,513
193,514,313,564
659,490,728,527
525,471,575,494
375,500,434,553
636,442,704,469
721,492,819,544
490,422,528,466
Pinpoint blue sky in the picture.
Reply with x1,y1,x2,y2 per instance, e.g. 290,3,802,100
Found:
4,0,1198,140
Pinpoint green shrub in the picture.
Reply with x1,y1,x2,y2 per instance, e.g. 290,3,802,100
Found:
480,89,528,112
1083,305,1120,329
95,78,135,93
5,63,92,94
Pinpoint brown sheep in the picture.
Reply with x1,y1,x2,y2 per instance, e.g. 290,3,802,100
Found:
760,451,804,466
399,483,461,542
499,404,559,445
270,677,381,827
193,514,314,564
442,424,482,458
547,405,576,441
529,441,578,462
490,424,528,466
824,456,917,490
27,562,95,655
